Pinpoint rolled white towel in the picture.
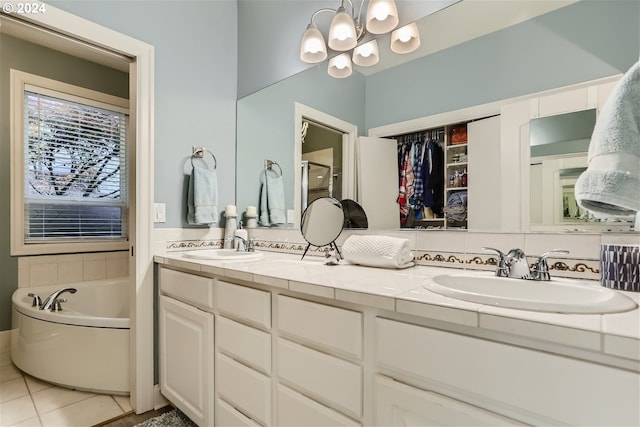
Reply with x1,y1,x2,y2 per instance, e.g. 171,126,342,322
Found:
342,235,415,269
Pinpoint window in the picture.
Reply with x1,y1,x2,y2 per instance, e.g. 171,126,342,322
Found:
11,70,130,255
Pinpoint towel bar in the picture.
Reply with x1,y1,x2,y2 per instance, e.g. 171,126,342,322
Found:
191,146,217,170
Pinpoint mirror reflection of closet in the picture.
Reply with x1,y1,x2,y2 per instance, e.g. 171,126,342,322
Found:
301,120,344,212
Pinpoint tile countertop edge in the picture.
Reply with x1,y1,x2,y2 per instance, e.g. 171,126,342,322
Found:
154,251,640,357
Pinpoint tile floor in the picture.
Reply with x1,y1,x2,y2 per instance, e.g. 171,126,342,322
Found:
1,350,132,427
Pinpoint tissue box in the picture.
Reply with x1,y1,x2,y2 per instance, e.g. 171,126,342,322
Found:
600,244,640,292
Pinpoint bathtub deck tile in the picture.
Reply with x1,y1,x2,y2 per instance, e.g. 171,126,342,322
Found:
39,394,123,427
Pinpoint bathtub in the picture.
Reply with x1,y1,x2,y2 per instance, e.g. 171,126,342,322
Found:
11,278,130,394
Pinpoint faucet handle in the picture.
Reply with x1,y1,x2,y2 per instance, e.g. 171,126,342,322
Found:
51,298,68,312
482,247,509,277
27,293,42,308
532,249,570,281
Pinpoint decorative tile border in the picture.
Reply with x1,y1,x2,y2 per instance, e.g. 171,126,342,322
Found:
163,236,604,281
166,239,223,251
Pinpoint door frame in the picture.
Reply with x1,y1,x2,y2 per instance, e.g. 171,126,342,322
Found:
10,3,156,412
294,102,357,228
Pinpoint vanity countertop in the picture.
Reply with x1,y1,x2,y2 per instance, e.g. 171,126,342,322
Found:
154,250,640,366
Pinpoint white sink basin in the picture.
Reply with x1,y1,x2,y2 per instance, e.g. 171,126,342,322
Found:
424,272,637,314
182,249,263,261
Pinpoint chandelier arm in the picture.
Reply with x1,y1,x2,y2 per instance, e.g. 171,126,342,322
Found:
310,8,337,24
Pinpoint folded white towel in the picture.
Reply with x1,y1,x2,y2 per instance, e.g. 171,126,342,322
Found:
259,169,286,226
342,235,415,269
187,165,219,225
574,60,640,216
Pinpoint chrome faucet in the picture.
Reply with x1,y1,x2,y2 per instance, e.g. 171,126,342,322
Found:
531,250,570,281
225,235,255,252
482,247,569,281
40,288,77,311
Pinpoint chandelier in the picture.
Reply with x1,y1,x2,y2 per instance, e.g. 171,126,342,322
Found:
299,0,421,78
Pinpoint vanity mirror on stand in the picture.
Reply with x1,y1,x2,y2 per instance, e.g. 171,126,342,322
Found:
300,197,345,260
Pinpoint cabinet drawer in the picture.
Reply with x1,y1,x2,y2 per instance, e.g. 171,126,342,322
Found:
216,353,271,426
375,375,520,426
216,398,261,427
160,268,214,310
376,317,640,426
277,338,362,419
277,384,361,427
216,315,271,374
215,280,271,329
277,295,362,359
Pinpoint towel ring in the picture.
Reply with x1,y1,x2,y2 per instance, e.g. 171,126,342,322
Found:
191,146,217,170
264,159,282,177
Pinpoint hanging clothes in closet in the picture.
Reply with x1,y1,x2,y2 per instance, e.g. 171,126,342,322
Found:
396,130,444,227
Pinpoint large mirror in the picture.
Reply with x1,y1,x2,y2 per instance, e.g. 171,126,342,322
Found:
236,0,640,232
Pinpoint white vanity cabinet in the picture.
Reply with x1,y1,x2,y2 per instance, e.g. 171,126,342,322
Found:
375,317,640,426
215,280,272,426
158,269,215,427
275,295,364,425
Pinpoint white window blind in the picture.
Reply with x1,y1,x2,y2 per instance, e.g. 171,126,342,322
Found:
24,90,129,242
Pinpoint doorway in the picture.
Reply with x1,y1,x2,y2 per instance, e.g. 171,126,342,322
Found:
294,103,357,227
0,8,155,413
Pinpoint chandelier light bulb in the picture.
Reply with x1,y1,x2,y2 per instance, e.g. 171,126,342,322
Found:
390,22,420,54
328,52,353,78
366,0,399,34
328,6,358,51
353,39,380,67
300,22,327,63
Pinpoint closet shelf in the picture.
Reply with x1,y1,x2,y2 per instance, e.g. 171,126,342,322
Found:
446,162,468,167
446,186,468,192
447,143,468,149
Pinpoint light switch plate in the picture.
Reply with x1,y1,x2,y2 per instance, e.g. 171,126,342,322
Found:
154,203,166,223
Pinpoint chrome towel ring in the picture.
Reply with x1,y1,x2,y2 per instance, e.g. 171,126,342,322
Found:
191,146,217,170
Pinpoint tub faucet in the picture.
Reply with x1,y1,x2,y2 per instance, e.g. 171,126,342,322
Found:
41,288,77,311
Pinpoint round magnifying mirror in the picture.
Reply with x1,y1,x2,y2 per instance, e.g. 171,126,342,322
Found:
301,197,345,256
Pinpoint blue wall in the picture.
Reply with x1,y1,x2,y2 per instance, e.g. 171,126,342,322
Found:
47,0,239,228
366,0,640,129
236,64,365,216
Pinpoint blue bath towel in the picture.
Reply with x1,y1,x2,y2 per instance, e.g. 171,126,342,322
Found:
575,60,640,216
259,169,286,226
187,165,219,225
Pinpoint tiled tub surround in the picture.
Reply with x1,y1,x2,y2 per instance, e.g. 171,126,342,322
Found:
17,251,129,288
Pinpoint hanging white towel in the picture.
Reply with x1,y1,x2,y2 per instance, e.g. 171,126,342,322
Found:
187,165,219,225
574,60,640,216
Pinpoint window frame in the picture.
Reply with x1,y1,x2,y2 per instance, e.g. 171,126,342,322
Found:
11,69,131,256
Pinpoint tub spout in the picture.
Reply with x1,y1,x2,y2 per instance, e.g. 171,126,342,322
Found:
41,288,77,311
